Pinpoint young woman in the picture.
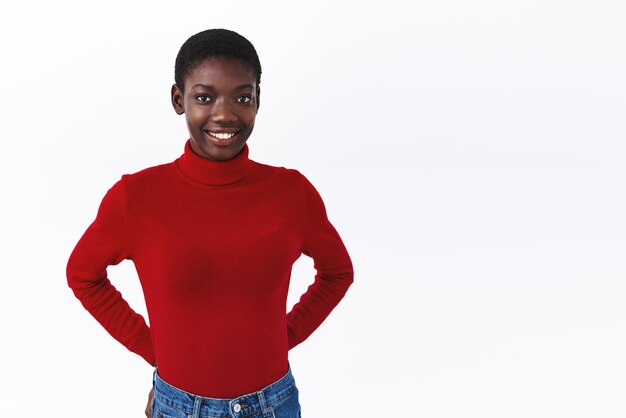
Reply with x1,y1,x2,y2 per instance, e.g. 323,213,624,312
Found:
66,28,354,418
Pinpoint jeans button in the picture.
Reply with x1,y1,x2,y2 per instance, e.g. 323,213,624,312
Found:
233,403,242,412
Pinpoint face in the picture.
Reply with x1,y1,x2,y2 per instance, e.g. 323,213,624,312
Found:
171,57,260,161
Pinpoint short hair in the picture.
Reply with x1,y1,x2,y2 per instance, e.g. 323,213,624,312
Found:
174,28,262,93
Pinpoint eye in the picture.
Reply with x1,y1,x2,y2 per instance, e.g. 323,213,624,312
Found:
236,95,252,104
195,94,213,103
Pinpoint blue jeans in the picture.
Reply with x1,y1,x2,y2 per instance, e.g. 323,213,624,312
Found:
151,364,302,418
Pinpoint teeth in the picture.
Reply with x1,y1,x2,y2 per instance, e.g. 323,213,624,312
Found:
209,131,237,140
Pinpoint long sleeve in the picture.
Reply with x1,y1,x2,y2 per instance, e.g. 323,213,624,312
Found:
287,173,354,349
66,176,155,365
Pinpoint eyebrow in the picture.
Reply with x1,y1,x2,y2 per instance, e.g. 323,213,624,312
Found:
191,83,255,91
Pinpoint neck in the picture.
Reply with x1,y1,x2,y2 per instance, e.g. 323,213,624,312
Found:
175,139,252,186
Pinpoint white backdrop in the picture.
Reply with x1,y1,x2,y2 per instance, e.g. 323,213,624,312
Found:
1,1,625,417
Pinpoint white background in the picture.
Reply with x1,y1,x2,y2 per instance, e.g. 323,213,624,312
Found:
1,1,625,417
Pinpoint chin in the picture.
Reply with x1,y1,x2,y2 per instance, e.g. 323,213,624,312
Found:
194,138,246,160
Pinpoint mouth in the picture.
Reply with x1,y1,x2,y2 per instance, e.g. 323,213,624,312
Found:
204,129,240,146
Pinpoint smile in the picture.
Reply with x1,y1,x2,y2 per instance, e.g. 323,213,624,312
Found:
206,130,239,140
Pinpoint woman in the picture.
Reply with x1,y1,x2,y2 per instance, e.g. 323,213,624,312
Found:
66,28,354,418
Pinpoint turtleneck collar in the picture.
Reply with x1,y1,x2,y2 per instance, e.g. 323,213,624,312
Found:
175,139,252,186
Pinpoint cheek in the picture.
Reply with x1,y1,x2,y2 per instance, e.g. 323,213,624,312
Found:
242,112,257,128
186,108,207,128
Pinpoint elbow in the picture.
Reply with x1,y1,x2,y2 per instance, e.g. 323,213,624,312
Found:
65,251,90,294
341,263,354,292
66,255,76,290
66,247,82,291
346,269,354,290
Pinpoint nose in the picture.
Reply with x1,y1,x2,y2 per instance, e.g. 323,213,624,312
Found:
210,98,236,123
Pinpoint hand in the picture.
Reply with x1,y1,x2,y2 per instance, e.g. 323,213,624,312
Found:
145,386,154,417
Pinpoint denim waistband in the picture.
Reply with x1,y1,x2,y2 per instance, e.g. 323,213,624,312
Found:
152,364,296,418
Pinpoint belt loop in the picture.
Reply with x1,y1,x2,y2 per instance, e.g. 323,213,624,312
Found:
257,389,270,416
192,396,202,418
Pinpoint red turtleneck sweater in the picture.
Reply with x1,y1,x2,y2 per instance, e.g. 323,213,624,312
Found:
66,139,353,397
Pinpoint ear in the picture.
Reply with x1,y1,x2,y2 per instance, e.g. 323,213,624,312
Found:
256,85,261,112
171,84,185,115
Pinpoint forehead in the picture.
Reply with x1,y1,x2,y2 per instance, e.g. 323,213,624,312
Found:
184,57,257,90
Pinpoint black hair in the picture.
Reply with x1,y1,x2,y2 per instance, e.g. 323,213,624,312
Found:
174,28,262,93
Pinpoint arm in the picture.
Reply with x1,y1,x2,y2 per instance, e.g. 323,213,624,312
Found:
66,176,155,365
287,173,354,349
